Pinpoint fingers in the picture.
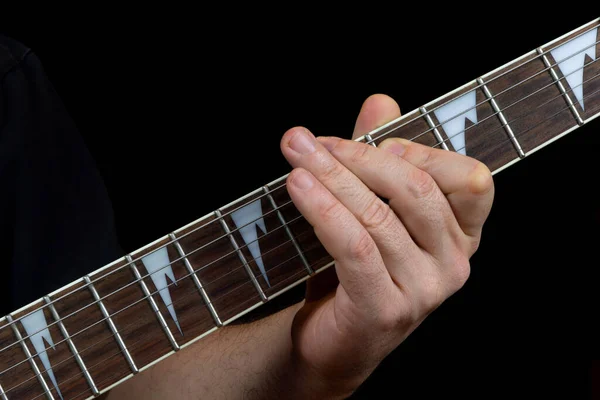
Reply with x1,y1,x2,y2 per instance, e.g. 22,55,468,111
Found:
352,94,401,139
285,167,395,309
318,136,465,260
378,138,494,248
281,127,421,268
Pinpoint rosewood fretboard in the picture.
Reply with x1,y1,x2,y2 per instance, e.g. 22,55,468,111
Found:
1,17,599,400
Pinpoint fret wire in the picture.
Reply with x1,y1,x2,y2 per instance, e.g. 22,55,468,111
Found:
446,87,600,156
363,35,600,149
11,70,600,381
4,59,600,376
5,315,55,400
23,256,317,400
127,255,181,351
368,55,600,148
83,276,139,375
215,209,268,302
0,194,295,357
3,313,145,400
430,79,600,155
262,186,313,275
0,384,7,400
9,84,600,396
2,222,316,393
0,209,308,379
0,21,598,393
2,32,597,345
169,233,223,327
370,59,600,150
419,106,449,151
5,68,600,372
476,77,526,158
43,296,100,397
536,47,585,125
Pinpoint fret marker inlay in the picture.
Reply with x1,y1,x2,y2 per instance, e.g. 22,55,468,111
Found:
230,200,270,287
141,248,182,335
550,27,598,110
21,310,63,400
433,90,478,155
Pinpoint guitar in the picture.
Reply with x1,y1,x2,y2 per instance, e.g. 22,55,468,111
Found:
0,16,599,400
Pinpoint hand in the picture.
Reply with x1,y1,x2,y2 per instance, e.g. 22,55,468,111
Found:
280,94,494,398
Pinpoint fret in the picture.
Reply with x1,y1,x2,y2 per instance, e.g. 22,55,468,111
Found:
0,317,48,399
43,296,100,397
419,106,450,151
536,48,585,125
365,108,439,147
174,213,263,322
215,209,268,301
169,233,223,327
9,299,97,400
129,237,218,346
6,314,54,400
220,187,312,298
0,384,7,400
262,185,313,276
50,277,133,393
127,256,180,352
364,133,377,147
267,176,332,273
423,81,521,172
540,21,600,122
83,275,139,375
482,50,579,155
476,77,526,158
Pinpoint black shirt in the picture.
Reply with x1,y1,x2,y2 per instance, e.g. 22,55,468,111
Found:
0,35,123,315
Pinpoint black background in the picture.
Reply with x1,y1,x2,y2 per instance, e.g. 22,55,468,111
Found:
2,9,599,399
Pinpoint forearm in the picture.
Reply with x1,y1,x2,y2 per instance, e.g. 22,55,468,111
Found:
104,301,337,399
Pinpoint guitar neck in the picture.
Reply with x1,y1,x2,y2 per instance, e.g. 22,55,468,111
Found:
1,17,599,400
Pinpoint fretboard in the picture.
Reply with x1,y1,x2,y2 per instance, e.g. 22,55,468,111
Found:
1,17,599,400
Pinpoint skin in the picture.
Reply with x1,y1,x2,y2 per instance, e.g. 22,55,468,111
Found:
106,93,494,399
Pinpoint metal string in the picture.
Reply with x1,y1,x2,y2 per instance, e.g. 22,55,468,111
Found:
10,87,600,397
0,212,313,382
374,55,599,149
4,43,600,380
413,79,600,154
1,28,597,341
1,23,599,399
13,97,600,400
3,37,600,379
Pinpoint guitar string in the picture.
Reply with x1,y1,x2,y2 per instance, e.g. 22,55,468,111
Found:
4,233,314,398
2,49,600,371
7,91,600,398
0,26,596,339
18,268,312,400
411,80,600,154
372,56,599,149
2,27,600,392
0,213,313,383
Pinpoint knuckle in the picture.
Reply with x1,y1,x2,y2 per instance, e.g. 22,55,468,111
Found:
447,253,471,292
321,160,345,183
468,161,494,195
319,199,345,223
409,169,437,200
350,143,372,165
361,197,393,229
347,229,376,263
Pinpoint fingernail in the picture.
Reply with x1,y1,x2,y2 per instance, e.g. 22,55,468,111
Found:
289,129,316,154
380,138,409,156
291,170,314,190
